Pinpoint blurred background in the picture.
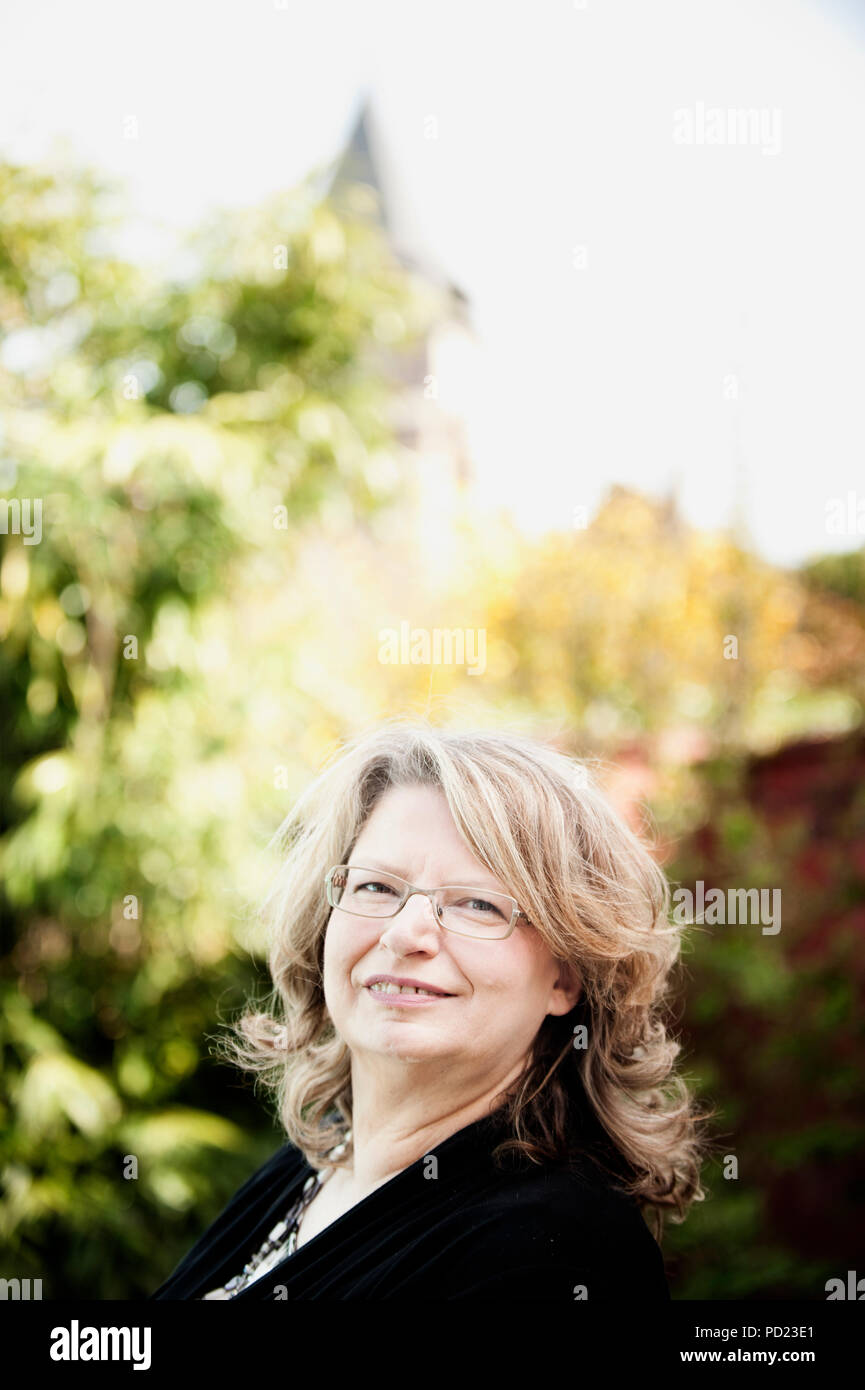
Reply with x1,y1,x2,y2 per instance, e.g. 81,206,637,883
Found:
1,0,863,1300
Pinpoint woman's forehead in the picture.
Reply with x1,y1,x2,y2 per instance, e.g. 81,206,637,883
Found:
352,786,507,888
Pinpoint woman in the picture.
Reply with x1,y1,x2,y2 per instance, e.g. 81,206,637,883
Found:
151,720,708,1300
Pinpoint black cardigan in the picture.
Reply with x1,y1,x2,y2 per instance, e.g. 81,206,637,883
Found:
150,1109,670,1301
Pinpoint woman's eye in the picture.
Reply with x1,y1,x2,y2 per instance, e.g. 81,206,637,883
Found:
465,897,503,917
355,880,396,896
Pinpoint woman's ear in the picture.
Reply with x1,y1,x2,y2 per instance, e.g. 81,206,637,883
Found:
548,960,582,1016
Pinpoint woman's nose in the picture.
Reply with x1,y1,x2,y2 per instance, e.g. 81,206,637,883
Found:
380,891,441,943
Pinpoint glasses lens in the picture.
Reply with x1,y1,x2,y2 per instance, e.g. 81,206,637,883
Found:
328,868,517,937
436,887,514,938
330,866,405,917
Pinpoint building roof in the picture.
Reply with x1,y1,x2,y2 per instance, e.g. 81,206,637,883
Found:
321,91,468,306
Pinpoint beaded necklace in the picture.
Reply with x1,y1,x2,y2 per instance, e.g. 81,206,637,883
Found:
199,1134,351,1301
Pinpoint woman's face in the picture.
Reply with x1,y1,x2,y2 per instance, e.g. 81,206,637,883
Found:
322,783,581,1080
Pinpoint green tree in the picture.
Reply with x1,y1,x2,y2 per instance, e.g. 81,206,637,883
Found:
0,152,421,1296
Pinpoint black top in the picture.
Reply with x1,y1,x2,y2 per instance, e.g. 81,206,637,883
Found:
150,1107,670,1301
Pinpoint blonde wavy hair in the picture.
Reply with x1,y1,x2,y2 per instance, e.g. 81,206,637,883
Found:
221,719,711,1239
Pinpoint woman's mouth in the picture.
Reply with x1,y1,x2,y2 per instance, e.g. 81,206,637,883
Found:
365,982,454,1004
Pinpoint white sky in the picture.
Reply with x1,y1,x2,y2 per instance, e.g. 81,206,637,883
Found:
2,0,864,568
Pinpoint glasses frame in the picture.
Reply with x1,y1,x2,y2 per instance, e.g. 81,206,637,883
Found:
324,864,532,940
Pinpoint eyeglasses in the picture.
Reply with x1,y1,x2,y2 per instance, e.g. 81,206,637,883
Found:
324,864,532,940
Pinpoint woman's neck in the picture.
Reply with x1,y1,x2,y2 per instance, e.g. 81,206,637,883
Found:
342,1064,522,1194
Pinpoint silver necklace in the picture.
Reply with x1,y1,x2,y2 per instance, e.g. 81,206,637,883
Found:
199,1134,351,1300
